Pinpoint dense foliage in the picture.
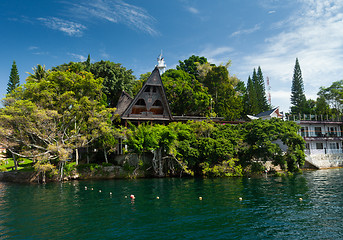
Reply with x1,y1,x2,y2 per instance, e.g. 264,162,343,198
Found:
162,69,211,116
52,57,136,108
0,70,116,180
125,119,305,176
1,55,312,180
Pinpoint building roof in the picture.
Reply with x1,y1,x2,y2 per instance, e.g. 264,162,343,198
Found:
114,91,133,116
247,107,283,120
255,107,279,117
120,67,173,121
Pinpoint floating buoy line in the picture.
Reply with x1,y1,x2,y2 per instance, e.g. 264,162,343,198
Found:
79,186,305,204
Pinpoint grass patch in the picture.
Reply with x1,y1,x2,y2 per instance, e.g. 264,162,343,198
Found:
0,158,34,172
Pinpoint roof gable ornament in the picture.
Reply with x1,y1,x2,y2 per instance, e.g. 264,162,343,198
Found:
156,50,166,74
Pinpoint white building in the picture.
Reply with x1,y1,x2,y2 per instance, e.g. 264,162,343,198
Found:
298,120,343,155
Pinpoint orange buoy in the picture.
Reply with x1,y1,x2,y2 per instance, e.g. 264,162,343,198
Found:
130,194,135,200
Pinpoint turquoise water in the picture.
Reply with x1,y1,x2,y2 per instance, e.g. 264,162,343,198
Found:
1,169,343,239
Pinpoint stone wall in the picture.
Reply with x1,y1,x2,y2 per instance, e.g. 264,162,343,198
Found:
0,171,39,183
305,154,343,169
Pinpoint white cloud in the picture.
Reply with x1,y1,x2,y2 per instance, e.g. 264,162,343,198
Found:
68,53,87,62
199,46,234,65
38,17,86,36
69,0,158,36
231,24,261,37
186,7,199,14
236,0,343,112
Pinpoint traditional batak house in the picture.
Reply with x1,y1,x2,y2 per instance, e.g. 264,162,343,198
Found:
117,67,173,127
114,54,229,153
114,54,229,127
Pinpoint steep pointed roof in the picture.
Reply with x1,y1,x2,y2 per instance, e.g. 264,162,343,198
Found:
114,91,133,116
121,67,173,121
255,107,282,118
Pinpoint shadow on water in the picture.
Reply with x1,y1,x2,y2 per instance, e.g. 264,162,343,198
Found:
0,169,343,239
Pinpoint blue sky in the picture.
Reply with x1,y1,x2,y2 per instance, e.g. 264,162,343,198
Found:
1,0,343,113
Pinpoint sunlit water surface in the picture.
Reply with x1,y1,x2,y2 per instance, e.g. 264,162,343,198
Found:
1,169,343,239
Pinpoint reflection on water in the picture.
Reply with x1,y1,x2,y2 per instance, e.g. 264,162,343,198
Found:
0,169,343,239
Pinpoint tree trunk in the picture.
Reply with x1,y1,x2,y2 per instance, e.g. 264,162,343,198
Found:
104,147,108,163
152,148,164,177
158,148,163,177
75,148,79,165
12,152,18,172
60,161,64,181
42,171,46,184
87,146,90,164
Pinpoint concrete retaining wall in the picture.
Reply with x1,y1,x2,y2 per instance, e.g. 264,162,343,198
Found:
305,154,343,169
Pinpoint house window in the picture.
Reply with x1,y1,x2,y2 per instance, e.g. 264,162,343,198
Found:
329,143,337,149
316,143,324,149
150,100,164,115
301,127,309,137
131,99,147,114
315,127,322,137
144,86,151,93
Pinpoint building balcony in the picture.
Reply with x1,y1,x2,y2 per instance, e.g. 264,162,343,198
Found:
305,149,343,155
303,136,343,141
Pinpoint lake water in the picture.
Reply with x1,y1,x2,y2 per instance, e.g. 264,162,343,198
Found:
1,169,343,240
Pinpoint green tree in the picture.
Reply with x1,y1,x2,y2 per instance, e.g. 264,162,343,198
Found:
202,65,243,120
239,118,305,173
85,54,91,72
317,80,343,115
245,76,259,115
90,60,136,108
7,60,20,94
27,64,47,82
315,95,331,115
255,66,269,112
176,55,208,80
162,69,211,116
0,70,115,179
290,58,307,114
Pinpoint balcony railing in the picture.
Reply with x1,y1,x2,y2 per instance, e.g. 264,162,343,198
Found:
287,114,343,122
305,149,343,155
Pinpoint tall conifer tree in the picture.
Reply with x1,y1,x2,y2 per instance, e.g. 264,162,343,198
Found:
7,60,20,94
251,67,268,114
290,58,306,114
85,54,91,71
256,66,269,112
246,76,259,115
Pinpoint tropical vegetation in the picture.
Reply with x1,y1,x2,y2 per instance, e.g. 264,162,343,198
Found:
2,54,332,182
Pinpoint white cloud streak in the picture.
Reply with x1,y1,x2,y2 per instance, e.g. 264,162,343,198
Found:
69,0,158,36
199,46,234,65
231,24,261,37
38,17,86,36
68,53,87,62
186,7,199,14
